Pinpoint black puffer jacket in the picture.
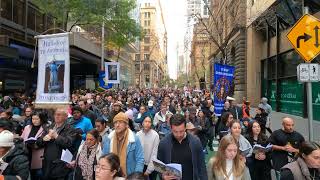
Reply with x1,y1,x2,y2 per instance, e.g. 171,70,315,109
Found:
36,122,77,179
2,142,29,180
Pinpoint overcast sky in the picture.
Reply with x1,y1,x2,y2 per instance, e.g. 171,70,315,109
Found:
162,0,187,79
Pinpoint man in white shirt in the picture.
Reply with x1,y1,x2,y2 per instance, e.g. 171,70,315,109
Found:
153,102,170,128
137,116,160,180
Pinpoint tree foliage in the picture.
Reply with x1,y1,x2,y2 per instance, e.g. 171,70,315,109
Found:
32,0,142,48
193,0,246,60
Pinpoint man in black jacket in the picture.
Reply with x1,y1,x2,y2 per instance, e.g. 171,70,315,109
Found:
157,114,207,180
37,108,77,180
0,130,29,180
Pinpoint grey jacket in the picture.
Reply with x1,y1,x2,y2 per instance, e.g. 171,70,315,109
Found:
281,157,320,180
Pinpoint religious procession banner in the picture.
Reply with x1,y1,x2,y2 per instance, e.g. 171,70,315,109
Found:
35,33,70,104
105,62,120,84
98,71,113,90
213,63,235,116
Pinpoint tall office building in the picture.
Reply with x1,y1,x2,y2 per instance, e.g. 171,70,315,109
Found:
135,1,167,88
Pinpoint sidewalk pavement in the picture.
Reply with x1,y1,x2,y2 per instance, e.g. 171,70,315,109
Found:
250,108,320,142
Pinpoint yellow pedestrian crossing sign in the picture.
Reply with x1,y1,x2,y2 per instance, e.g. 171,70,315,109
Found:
287,14,320,62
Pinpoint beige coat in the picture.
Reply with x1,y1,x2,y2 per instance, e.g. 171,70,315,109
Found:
207,158,251,180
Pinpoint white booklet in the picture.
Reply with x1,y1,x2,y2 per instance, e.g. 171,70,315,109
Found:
239,146,252,156
25,137,37,141
153,159,182,179
253,143,273,153
60,149,73,163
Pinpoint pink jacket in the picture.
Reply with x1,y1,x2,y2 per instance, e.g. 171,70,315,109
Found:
21,125,45,169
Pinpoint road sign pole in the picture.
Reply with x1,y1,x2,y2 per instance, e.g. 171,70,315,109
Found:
304,6,314,141
307,81,314,141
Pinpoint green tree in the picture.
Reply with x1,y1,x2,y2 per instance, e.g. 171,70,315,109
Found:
32,0,141,48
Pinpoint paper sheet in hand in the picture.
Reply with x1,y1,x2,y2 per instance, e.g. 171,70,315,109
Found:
61,149,73,163
0,160,8,175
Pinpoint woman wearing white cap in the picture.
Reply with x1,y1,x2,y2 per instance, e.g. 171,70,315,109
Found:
0,130,29,180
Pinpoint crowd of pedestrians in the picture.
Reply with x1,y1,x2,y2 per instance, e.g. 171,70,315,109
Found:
0,87,319,180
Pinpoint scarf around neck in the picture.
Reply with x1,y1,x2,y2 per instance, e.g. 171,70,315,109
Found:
78,143,98,180
112,129,129,176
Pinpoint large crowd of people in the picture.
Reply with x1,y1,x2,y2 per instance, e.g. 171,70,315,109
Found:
0,87,319,180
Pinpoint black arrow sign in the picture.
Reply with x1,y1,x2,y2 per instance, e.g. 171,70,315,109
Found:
315,26,320,47
297,33,312,48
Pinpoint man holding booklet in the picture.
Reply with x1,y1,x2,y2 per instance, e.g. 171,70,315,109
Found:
157,114,207,180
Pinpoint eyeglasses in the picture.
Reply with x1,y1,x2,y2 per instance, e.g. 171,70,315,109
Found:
94,165,112,172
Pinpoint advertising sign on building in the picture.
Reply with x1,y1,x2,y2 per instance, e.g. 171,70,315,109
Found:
213,63,235,116
35,33,70,104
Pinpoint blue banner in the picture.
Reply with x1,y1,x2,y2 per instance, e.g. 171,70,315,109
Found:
213,63,235,116
98,71,113,89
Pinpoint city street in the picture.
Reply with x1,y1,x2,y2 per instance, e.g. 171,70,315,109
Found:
1,0,320,180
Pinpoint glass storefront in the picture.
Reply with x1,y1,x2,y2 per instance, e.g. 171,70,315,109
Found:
262,50,320,121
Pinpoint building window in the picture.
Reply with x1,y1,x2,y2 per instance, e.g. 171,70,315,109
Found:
36,12,44,32
144,29,150,34
27,6,36,30
144,54,150,60
278,50,304,78
230,47,235,66
1,0,13,21
144,20,150,26
251,0,256,6
135,54,140,61
145,75,150,82
144,46,150,51
203,4,208,16
144,64,150,71
144,12,150,18
47,16,54,29
135,64,140,71
13,0,24,26
144,37,150,44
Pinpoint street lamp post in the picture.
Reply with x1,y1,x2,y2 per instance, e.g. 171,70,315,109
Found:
101,22,105,71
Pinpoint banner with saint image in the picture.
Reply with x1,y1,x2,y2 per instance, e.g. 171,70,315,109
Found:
213,63,235,116
35,33,70,104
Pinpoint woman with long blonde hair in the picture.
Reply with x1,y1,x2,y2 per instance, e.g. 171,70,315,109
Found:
207,134,251,180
